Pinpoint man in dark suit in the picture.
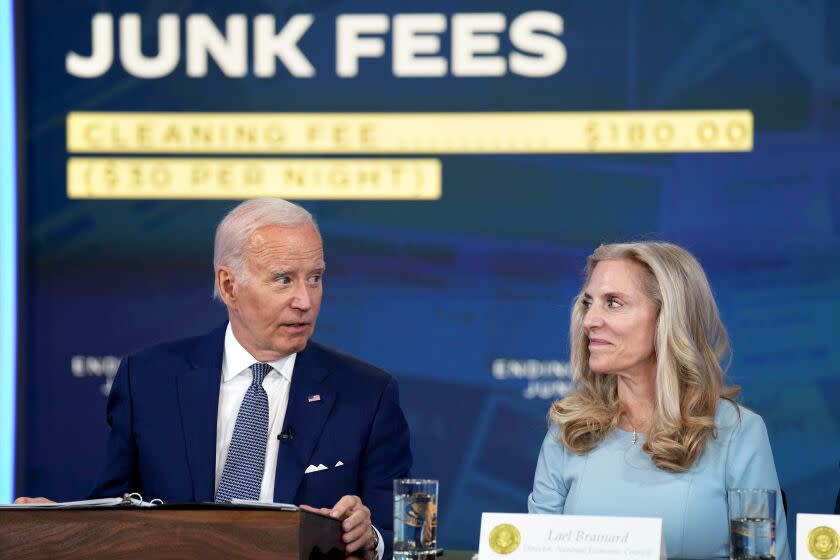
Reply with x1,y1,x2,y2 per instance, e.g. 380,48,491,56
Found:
19,198,412,559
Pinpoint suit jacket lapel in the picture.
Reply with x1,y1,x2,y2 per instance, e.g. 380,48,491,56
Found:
176,325,226,502
274,343,335,503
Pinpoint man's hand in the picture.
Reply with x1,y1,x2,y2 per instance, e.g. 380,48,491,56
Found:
13,497,54,504
301,495,376,558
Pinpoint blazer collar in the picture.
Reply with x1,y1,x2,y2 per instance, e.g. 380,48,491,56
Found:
273,341,336,503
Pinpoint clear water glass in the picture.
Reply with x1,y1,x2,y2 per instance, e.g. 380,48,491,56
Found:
728,488,776,560
393,479,440,559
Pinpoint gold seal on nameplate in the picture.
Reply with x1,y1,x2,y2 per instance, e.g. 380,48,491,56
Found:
489,523,521,555
808,526,840,559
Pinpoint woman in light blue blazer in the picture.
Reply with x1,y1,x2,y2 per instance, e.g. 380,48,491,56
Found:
528,242,789,560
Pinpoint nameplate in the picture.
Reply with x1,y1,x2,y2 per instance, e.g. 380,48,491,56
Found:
478,512,664,560
797,514,840,560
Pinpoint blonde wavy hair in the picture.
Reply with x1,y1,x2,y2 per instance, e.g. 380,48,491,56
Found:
551,241,739,472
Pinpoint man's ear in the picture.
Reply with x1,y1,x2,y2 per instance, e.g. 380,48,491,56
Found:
216,266,237,308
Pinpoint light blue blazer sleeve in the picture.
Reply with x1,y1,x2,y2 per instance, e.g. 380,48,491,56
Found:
527,424,568,514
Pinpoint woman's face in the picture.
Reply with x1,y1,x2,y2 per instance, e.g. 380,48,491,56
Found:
581,259,660,379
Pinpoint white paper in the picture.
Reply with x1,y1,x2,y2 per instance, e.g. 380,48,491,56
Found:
1,497,127,508
478,512,664,560
229,499,298,510
797,513,840,560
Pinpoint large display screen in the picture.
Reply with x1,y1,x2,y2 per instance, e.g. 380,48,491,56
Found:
18,0,840,546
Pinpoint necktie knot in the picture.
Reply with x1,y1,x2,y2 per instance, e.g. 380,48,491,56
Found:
251,362,270,387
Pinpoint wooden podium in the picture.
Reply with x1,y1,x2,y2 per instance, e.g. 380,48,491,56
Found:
0,506,348,560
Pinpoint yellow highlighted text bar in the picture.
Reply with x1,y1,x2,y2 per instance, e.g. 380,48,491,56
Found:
67,158,441,200
67,111,753,154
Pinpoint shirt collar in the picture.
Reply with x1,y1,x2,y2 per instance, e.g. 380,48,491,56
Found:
222,322,295,383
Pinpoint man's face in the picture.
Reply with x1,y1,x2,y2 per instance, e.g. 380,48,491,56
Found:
220,223,324,361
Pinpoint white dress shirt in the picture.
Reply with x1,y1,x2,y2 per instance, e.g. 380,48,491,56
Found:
215,323,295,502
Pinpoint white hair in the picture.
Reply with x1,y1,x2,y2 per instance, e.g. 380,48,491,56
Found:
212,198,318,299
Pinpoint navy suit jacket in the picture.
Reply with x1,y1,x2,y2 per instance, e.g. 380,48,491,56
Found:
90,325,412,552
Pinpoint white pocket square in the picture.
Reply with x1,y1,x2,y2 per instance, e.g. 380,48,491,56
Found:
305,464,328,474
334,460,344,467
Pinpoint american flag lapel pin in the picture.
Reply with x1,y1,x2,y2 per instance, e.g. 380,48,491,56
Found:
308,394,321,403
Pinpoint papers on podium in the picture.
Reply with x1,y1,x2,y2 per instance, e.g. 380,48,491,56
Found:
1,493,299,510
0,493,160,508
229,499,298,510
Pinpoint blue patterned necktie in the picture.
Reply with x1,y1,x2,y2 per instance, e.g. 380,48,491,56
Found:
215,362,271,503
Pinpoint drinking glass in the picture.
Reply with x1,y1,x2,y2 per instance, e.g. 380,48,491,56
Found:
393,479,440,559
728,488,776,560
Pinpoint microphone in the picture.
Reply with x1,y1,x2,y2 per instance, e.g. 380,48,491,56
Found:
278,427,294,442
